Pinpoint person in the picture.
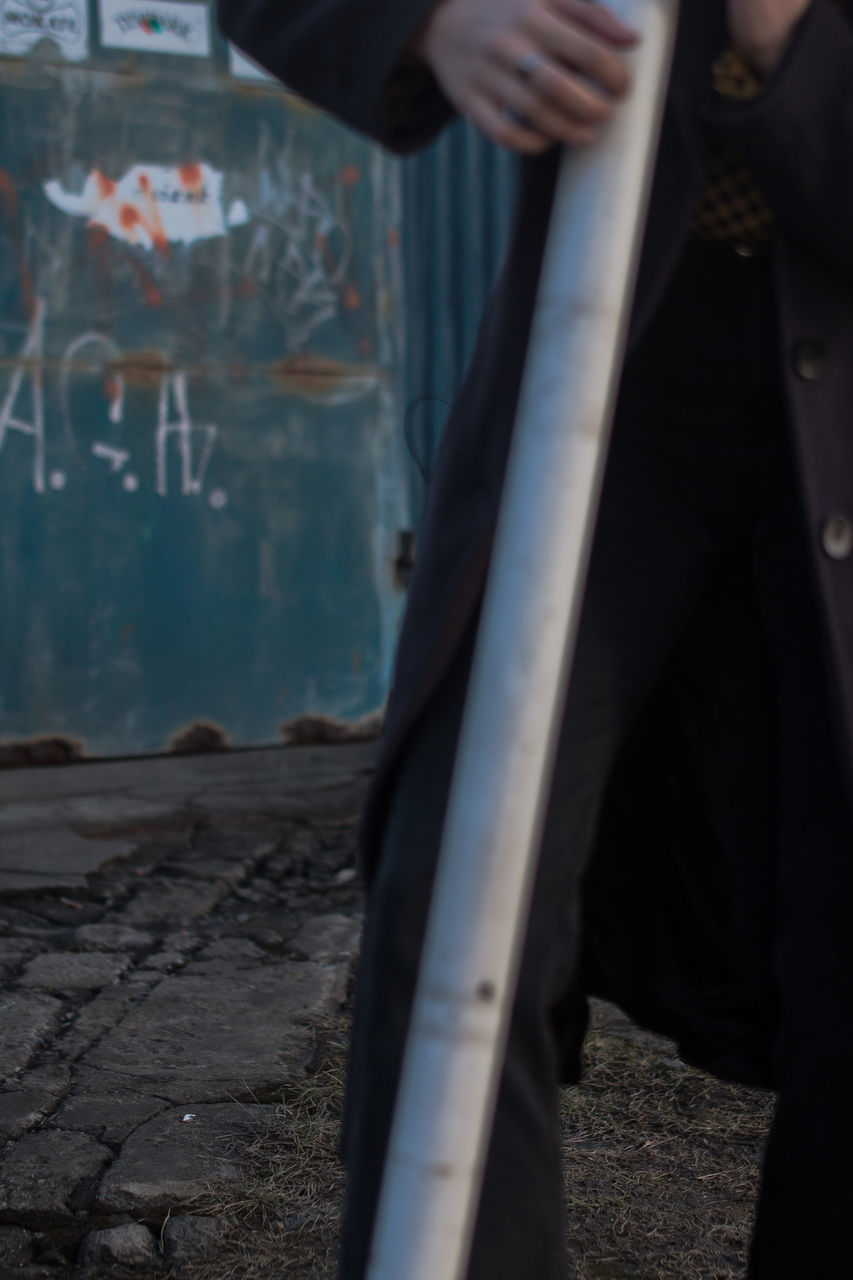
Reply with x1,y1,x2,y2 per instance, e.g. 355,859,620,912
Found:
218,1,853,1276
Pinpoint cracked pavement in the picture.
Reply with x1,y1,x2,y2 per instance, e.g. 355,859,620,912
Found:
0,743,373,1276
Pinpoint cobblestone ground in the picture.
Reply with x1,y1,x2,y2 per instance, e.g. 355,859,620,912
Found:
0,745,373,1278
0,744,774,1280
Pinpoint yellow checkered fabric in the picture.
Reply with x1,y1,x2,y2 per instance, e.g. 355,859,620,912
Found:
689,49,774,244
689,143,775,244
691,2,845,244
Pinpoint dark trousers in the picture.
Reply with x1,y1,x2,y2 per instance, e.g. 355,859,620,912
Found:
340,240,853,1278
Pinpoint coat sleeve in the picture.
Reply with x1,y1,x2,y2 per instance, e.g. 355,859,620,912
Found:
704,0,853,285
216,0,456,153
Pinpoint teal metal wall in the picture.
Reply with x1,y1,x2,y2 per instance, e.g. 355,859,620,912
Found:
402,120,518,527
0,3,409,756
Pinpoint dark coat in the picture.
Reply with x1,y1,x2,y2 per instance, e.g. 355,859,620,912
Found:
219,0,853,1084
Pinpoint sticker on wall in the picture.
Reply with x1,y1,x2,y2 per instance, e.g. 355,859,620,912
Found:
98,0,210,57
0,0,89,61
228,42,275,83
43,163,250,249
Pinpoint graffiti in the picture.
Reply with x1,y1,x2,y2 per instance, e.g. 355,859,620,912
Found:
60,332,125,436
236,131,357,351
0,134,384,500
0,302,224,505
0,298,46,493
37,133,365,351
155,372,216,498
0,168,35,319
44,163,249,251
92,441,128,468
98,0,210,56
0,0,88,60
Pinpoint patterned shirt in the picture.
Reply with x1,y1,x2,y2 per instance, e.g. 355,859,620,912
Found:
689,49,774,244
691,2,847,244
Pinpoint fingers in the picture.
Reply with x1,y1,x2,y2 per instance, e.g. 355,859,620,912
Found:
498,38,622,116
475,12,632,150
552,0,641,48
417,0,640,155
492,66,600,146
533,9,635,99
467,96,553,154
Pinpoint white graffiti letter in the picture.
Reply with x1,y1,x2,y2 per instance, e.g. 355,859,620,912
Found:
60,332,126,442
0,299,46,494
155,373,216,498
92,442,131,472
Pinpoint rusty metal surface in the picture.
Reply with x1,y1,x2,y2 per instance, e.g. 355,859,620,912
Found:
0,10,408,756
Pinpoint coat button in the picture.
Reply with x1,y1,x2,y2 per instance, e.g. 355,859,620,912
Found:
792,338,826,381
821,514,853,561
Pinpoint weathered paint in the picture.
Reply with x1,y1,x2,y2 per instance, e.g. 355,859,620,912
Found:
0,9,409,757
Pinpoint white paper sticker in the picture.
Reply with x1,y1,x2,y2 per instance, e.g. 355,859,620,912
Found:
43,162,250,249
0,0,89,62
228,42,275,83
99,0,210,57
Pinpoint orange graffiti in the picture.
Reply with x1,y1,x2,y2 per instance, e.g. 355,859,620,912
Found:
85,207,164,310
343,284,362,311
0,168,18,223
0,168,35,319
338,165,361,188
133,182,169,256
19,267,35,320
95,170,116,199
179,163,202,188
46,163,235,254
87,224,112,312
134,192,169,256
137,273,163,308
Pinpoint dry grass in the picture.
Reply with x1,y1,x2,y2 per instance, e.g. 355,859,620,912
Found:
189,1004,774,1280
563,1003,775,1279
187,1019,348,1280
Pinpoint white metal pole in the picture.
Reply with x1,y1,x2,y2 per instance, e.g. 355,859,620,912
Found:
366,3,681,1278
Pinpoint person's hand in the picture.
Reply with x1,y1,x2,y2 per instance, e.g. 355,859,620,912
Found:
726,0,813,74
411,0,640,154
